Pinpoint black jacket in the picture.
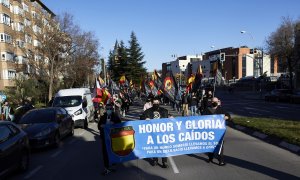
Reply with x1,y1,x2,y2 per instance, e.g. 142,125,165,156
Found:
98,112,122,133
142,106,169,120
203,106,231,120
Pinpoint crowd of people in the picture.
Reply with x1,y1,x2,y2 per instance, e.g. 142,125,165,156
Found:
96,86,231,175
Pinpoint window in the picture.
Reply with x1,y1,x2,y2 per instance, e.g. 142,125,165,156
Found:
33,40,40,47
7,124,20,135
0,13,11,26
8,70,16,79
0,125,12,143
13,6,24,16
33,25,41,33
16,39,25,48
1,52,14,61
1,0,10,8
24,18,31,26
0,33,12,43
16,22,24,32
22,2,28,12
25,34,32,44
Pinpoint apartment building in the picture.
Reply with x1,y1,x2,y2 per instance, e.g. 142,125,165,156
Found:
0,0,55,90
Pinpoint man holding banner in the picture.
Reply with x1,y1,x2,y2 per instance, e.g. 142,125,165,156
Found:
203,97,231,166
98,103,122,175
142,96,169,168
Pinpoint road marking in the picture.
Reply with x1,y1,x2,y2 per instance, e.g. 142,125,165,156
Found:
51,150,63,158
78,131,85,136
168,156,179,174
249,112,262,115
245,107,270,113
276,106,289,109
24,165,43,179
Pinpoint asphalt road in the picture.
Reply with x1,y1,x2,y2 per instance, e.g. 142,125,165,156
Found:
215,90,300,121
8,99,300,180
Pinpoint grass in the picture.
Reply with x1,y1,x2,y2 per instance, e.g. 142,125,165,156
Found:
232,116,300,146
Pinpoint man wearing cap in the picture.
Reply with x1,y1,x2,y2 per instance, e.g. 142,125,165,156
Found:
203,97,230,166
142,96,169,168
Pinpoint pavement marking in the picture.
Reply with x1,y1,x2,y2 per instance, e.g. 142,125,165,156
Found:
78,131,85,136
253,131,268,139
245,107,270,113
276,106,289,109
168,156,180,174
24,165,43,179
279,141,300,152
51,150,63,158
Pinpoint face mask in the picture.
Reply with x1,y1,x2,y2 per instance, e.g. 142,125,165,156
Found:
152,104,159,110
211,102,218,107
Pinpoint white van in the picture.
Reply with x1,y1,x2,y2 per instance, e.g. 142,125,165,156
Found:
52,88,95,129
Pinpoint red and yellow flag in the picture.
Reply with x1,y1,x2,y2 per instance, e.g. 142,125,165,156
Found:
119,75,126,85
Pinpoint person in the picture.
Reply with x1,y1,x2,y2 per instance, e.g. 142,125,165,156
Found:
142,96,169,168
202,97,231,166
181,91,189,116
143,97,152,111
200,90,213,114
2,101,12,121
97,103,122,175
189,92,198,116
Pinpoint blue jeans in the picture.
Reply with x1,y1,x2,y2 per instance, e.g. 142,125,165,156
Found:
190,105,198,116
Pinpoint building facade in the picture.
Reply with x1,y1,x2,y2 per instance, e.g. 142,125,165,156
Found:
0,0,55,90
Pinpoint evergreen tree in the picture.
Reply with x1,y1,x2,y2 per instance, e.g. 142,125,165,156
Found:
127,31,147,84
118,40,129,76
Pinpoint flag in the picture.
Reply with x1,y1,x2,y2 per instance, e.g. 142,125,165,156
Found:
163,71,177,102
98,76,105,88
92,77,103,103
101,88,111,104
186,74,195,93
111,79,120,91
154,70,163,90
192,65,203,92
149,80,158,96
119,75,126,85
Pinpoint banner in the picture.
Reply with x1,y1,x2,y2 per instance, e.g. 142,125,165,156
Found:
104,115,226,164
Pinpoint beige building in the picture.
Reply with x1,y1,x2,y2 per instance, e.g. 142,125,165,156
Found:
0,0,55,90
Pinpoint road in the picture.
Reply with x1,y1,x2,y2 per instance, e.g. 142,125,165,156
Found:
9,100,300,180
216,90,300,121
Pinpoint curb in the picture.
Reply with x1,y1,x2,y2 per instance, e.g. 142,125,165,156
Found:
227,121,300,156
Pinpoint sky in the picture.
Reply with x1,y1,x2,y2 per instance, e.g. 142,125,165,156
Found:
42,0,300,71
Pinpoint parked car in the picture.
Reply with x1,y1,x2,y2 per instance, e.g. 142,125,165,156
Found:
264,89,293,102
17,107,74,148
290,91,300,104
12,104,35,124
0,121,30,179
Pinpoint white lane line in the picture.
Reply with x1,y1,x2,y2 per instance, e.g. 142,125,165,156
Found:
51,150,63,158
249,112,262,115
245,107,270,113
24,165,43,179
276,106,289,109
78,131,85,136
168,156,179,174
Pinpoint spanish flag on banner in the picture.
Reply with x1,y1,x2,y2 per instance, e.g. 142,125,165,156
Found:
119,75,126,85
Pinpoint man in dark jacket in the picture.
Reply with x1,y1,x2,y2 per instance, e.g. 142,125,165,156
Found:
181,91,189,116
142,96,169,168
203,97,230,166
98,103,122,175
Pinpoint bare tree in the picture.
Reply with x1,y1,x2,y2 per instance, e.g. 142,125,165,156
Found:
266,17,300,89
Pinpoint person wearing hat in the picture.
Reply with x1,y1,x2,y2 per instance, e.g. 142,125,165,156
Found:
143,97,153,111
98,103,122,175
141,96,169,168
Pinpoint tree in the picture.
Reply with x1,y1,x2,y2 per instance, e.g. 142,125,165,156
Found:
127,31,147,84
266,17,300,89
